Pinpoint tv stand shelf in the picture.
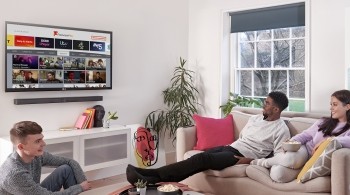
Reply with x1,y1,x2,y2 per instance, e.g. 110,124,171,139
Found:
0,125,131,180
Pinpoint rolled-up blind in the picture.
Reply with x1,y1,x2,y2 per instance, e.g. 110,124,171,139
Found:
230,2,305,33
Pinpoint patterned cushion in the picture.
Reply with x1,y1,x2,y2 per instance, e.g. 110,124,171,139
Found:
297,138,342,183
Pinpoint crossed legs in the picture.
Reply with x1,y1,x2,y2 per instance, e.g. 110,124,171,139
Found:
250,145,309,169
126,146,244,184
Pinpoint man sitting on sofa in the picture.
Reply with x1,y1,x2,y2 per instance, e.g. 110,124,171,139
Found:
0,121,91,194
126,91,291,184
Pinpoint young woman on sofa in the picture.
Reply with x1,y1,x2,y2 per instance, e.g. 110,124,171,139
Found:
251,89,350,181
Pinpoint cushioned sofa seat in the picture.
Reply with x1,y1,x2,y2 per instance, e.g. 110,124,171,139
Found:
181,172,330,195
183,152,330,194
246,165,331,193
176,108,350,195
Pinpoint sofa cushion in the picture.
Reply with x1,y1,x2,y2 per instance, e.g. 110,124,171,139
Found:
204,164,248,178
183,150,203,159
287,117,318,136
297,138,342,183
246,165,331,193
193,114,234,150
184,150,247,178
231,111,252,141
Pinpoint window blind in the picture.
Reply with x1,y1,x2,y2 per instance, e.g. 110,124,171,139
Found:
230,2,305,33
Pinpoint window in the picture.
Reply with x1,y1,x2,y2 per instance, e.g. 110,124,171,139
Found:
229,3,306,112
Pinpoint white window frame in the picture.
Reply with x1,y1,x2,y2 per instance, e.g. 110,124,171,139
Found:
223,0,310,112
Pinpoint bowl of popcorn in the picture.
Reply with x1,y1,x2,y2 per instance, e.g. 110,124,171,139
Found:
157,184,180,195
282,140,301,152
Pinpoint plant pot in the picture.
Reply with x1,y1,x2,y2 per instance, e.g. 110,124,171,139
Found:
103,120,110,128
137,187,147,195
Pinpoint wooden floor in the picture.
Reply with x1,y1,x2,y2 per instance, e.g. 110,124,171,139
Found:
90,173,127,189
90,151,176,189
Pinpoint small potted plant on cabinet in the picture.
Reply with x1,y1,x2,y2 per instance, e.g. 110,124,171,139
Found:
103,111,118,128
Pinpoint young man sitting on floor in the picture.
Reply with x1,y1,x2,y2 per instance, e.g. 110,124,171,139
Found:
0,121,91,194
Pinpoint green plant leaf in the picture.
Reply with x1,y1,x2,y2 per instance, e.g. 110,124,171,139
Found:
145,57,200,140
107,111,118,120
134,179,147,188
220,94,262,116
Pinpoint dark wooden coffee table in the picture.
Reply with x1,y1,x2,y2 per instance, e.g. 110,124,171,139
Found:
108,182,204,195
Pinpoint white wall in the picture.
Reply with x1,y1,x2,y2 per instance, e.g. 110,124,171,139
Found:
188,0,350,117
1,0,349,157
0,0,189,144
310,0,350,112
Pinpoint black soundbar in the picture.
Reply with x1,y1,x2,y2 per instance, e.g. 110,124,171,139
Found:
14,96,103,105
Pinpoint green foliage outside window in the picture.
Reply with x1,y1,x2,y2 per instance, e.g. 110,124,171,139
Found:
220,93,262,116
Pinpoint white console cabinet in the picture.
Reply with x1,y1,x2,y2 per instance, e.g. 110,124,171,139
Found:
0,125,130,180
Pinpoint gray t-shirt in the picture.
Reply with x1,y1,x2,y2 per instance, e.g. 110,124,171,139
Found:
230,114,290,159
0,151,86,195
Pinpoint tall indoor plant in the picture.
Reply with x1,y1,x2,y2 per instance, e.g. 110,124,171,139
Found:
145,57,200,141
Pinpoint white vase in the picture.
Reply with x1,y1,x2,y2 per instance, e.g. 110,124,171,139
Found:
137,187,147,195
103,120,110,128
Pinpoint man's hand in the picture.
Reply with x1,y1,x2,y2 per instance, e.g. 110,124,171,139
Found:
80,181,92,191
234,156,253,164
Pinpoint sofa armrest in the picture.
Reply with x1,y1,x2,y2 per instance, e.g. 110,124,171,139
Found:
331,148,350,195
176,126,196,162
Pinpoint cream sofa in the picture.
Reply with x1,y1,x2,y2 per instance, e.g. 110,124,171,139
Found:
176,108,350,195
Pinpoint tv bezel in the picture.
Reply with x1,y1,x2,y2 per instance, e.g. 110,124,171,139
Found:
5,21,113,92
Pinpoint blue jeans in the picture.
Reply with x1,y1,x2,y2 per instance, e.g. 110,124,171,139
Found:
40,164,78,192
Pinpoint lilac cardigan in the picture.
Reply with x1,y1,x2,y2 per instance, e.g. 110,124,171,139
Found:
291,119,350,156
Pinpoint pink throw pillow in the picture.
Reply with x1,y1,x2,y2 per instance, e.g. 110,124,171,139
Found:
193,114,234,150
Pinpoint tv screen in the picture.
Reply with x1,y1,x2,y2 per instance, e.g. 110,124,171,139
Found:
5,21,112,92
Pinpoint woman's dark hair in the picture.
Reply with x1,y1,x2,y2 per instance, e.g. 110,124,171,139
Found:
318,89,350,136
10,121,42,144
268,91,289,111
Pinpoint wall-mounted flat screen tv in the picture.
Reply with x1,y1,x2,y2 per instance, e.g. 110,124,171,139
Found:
5,21,112,92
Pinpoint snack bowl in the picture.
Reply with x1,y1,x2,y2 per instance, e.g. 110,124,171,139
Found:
157,184,180,195
282,141,301,152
